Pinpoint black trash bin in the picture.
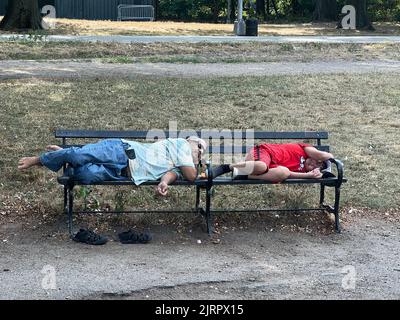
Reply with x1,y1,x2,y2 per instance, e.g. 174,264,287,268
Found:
245,19,258,36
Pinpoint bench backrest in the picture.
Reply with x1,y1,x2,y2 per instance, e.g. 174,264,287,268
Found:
56,130,330,154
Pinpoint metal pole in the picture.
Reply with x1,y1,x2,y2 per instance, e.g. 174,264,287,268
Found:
235,0,246,36
238,0,243,19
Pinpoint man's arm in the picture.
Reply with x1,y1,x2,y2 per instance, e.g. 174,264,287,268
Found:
304,146,333,161
156,171,178,196
179,166,197,182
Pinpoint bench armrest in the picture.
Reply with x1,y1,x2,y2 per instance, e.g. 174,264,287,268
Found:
329,158,344,187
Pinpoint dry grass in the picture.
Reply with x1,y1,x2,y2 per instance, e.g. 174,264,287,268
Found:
0,41,399,63
0,73,399,228
1,18,400,36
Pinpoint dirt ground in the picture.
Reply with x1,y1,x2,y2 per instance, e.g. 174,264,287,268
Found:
1,19,399,36
1,60,400,80
0,208,399,300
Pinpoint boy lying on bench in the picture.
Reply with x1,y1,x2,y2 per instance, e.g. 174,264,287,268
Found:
214,143,334,182
18,136,208,197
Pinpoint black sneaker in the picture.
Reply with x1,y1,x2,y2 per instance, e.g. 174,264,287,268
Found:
118,230,152,244
73,229,108,245
212,164,232,178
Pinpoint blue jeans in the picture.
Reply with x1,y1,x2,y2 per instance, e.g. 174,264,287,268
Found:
40,139,129,184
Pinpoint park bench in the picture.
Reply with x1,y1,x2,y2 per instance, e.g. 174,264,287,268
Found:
55,130,346,236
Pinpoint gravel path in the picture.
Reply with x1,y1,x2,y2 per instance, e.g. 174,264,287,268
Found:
0,215,399,300
1,60,400,79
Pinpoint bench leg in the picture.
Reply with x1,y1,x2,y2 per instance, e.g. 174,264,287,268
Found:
63,185,68,213
334,186,341,233
319,184,325,206
195,185,201,213
205,187,213,236
68,185,74,237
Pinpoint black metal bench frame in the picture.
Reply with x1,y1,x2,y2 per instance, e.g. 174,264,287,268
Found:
55,130,346,236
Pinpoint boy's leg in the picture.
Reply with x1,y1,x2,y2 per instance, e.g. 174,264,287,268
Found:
212,160,267,178
230,150,270,175
231,160,268,175
249,166,290,183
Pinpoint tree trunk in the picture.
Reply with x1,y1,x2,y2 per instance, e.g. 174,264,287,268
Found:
211,0,219,23
227,0,233,23
348,0,374,30
256,0,266,21
154,0,159,21
292,0,301,15
313,0,337,21
0,0,43,30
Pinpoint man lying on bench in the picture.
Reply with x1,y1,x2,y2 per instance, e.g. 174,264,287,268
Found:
214,142,334,182
18,136,208,197
18,136,208,245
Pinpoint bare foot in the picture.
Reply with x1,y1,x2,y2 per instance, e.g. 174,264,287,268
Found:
18,157,41,170
46,145,63,152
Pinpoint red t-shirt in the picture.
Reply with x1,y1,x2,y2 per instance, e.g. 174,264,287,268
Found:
254,143,311,172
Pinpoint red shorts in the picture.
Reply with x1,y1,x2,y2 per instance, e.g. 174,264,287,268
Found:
250,143,311,173
251,146,276,170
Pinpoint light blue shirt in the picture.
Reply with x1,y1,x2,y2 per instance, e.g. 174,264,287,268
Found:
121,138,195,185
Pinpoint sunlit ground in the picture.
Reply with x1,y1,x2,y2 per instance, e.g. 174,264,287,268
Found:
0,17,400,36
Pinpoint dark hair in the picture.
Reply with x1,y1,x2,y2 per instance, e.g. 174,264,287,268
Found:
320,161,328,171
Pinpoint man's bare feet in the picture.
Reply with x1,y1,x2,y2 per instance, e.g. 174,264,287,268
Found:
46,145,63,152
18,157,41,170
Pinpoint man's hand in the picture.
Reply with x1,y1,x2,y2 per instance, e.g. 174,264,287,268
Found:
307,168,323,179
155,171,178,196
156,181,169,196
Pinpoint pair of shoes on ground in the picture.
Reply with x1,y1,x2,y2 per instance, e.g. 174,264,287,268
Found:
118,229,152,244
73,229,108,245
73,228,152,245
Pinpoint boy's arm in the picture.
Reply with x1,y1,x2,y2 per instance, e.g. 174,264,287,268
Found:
304,146,334,161
288,169,323,179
